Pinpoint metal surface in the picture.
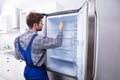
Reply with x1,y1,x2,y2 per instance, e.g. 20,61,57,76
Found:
95,0,120,80
47,71,76,80
86,0,96,80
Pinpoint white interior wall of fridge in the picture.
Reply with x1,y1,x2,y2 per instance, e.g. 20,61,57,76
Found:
47,13,78,77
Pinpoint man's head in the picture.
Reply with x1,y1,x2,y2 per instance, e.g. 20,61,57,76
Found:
26,12,44,31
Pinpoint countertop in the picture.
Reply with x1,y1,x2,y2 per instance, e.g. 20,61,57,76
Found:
0,50,16,58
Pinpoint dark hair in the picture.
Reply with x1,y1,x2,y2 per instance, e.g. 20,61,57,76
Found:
26,12,44,29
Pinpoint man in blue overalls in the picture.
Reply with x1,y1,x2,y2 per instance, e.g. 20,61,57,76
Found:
14,12,64,80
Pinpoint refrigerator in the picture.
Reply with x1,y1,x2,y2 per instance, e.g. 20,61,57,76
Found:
43,1,96,80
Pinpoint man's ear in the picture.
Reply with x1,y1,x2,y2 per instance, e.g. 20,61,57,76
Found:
33,23,38,29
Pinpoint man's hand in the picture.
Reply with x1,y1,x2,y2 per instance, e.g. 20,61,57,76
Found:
59,22,64,31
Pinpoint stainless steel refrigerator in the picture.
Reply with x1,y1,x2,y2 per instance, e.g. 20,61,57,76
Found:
42,1,96,80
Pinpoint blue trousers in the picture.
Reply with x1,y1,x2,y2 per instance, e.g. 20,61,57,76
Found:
24,66,49,80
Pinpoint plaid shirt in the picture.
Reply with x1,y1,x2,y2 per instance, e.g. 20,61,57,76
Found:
14,29,63,66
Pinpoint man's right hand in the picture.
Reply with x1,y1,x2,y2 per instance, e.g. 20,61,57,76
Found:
59,22,64,31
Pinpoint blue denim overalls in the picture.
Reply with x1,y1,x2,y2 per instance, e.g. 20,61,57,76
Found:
18,34,49,80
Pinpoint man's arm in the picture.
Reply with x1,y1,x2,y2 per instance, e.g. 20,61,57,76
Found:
35,22,64,49
38,31,63,49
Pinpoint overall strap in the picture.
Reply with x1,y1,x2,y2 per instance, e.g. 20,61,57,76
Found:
18,34,37,65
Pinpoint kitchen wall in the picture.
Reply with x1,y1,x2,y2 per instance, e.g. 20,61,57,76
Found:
14,0,84,11
1,0,85,14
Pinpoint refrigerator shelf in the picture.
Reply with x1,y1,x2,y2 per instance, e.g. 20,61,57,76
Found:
50,55,74,62
47,64,77,77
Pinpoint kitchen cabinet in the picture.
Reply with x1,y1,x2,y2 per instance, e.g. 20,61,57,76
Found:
0,53,25,80
20,11,28,33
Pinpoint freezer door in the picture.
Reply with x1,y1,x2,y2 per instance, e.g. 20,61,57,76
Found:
46,2,88,80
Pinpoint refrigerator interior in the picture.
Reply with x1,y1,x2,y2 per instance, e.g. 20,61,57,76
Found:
47,14,78,77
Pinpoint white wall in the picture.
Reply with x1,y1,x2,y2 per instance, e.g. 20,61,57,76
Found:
2,0,85,14
15,0,84,11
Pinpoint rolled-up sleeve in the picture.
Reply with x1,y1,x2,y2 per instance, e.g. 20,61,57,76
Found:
37,31,63,49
